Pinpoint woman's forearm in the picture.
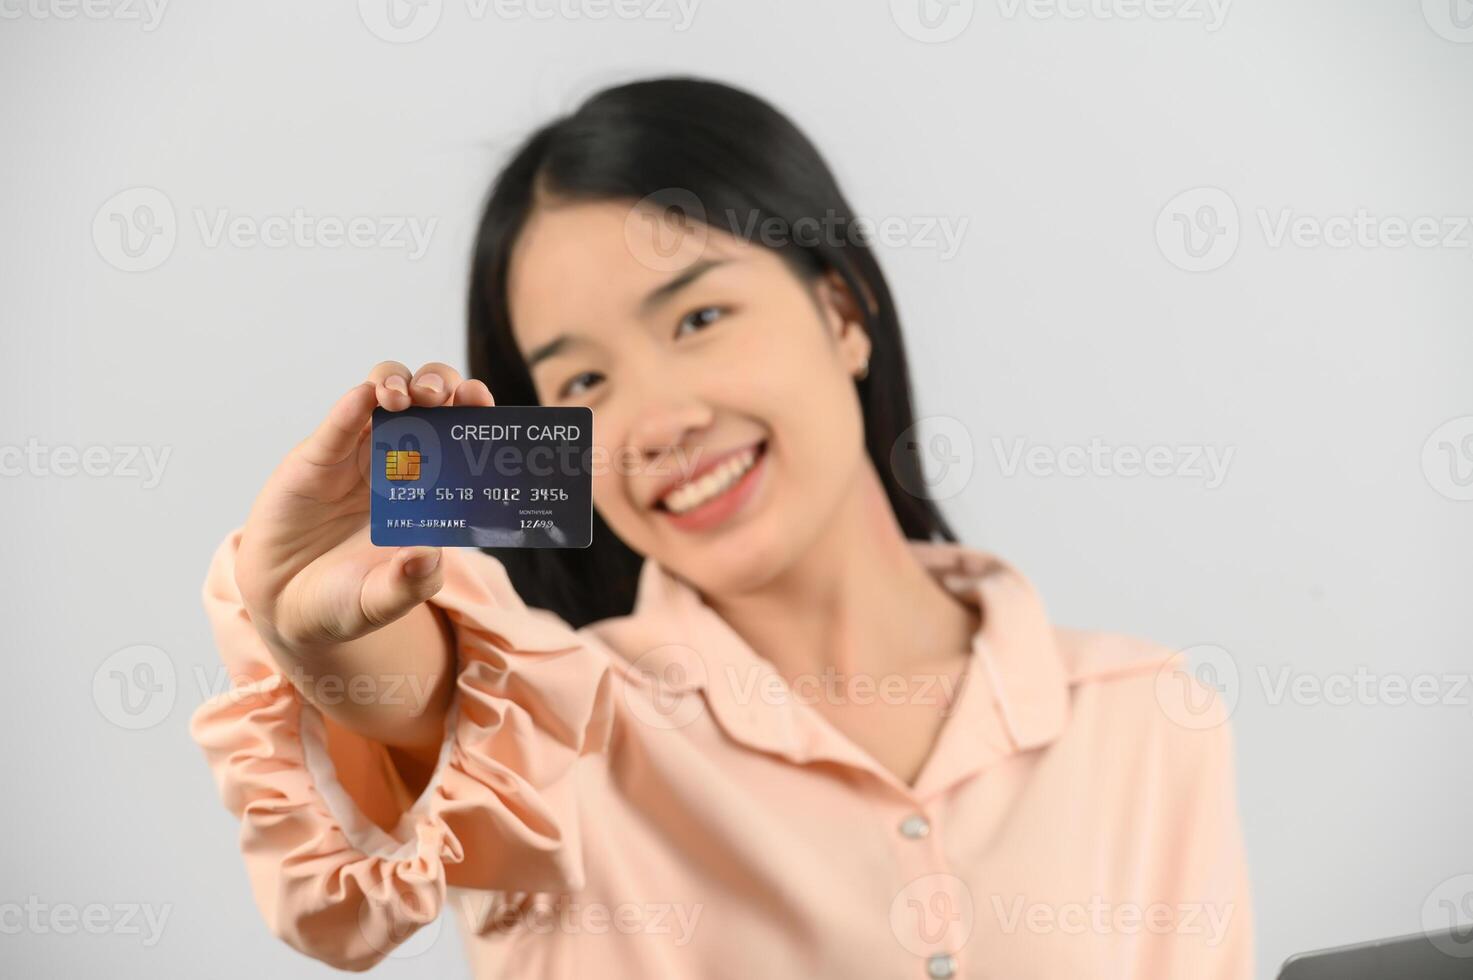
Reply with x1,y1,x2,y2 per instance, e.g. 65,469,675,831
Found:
258,599,456,759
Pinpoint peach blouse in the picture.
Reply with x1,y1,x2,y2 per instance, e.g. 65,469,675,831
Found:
191,528,1253,978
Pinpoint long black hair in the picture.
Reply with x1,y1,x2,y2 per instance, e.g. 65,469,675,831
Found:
467,76,957,628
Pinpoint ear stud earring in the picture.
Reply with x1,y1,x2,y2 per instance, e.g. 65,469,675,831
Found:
856,357,870,380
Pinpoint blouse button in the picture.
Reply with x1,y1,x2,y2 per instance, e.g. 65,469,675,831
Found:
926,952,958,978
899,814,931,839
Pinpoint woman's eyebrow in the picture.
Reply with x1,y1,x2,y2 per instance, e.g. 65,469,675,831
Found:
526,258,733,368
639,258,729,314
525,334,581,371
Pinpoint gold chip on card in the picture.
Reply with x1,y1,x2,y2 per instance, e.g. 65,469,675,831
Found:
384,449,421,481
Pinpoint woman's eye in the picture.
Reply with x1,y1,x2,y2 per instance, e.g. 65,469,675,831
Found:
559,371,603,399
675,306,725,338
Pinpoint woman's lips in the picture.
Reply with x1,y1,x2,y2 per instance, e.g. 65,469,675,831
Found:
656,441,768,534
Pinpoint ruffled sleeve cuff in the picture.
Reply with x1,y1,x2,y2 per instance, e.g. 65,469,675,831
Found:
189,529,613,970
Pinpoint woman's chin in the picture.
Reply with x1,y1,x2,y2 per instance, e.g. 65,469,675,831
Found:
660,512,795,597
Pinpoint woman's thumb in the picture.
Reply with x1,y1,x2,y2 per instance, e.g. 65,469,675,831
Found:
399,548,441,580
359,547,443,628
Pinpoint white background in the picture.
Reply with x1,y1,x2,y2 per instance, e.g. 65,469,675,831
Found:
2,1,1471,976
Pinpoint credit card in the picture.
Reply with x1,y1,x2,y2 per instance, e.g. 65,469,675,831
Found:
369,405,593,548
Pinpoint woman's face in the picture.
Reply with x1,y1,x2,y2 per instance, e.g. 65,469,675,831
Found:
507,197,873,595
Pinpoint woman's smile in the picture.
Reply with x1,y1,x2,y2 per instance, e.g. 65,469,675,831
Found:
654,438,770,533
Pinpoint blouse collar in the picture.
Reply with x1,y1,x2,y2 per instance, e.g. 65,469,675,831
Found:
600,538,1070,802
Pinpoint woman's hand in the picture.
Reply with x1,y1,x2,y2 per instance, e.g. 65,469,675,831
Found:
233,361,494,753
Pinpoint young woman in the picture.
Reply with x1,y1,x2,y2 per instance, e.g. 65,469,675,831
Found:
192,78,1253,978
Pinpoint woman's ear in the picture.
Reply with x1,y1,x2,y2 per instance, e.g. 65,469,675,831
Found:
815,270,873,378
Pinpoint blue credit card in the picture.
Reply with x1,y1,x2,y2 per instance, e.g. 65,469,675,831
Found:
369,406,593,548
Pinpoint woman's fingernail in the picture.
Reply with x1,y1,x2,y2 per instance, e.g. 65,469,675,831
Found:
404,551,440,577
416,373,444,394
385,376,408,395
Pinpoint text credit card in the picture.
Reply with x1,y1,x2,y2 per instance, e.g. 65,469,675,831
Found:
370,406,593,548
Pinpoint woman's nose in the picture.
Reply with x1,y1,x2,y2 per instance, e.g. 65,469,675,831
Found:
626,398,715,458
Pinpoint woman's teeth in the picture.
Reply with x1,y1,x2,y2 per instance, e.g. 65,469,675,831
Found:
662,446,760,515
